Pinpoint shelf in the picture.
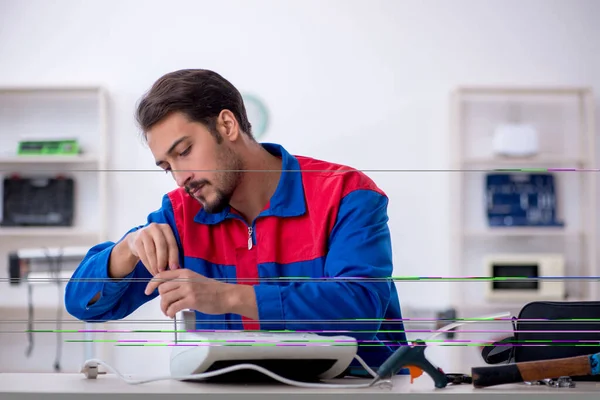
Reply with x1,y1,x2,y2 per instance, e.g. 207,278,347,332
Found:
26,269,77,285
461,156,588,168
463,227,581,237
0,304,82,315
453,302,525,313
0,227,100,237
0,85,104,94
454,298,591,313
455,86,591,96
0,154,100,165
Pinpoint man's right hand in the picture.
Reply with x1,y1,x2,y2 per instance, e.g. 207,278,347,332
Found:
91,223,181,305
127,223,180,276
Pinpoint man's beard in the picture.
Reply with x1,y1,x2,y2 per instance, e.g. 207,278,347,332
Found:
186,147,243,214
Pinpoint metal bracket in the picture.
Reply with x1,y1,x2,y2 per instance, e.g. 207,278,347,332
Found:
174,310,196,344
181,310,196,331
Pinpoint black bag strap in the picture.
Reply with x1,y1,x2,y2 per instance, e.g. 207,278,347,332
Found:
481,336,515,364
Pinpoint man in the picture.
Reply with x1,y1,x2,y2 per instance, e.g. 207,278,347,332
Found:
64,69,408,376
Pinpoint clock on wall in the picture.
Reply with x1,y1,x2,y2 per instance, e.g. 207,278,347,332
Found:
242,94,269,140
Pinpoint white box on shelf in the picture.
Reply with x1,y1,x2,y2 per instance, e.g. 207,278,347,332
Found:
483,253,566,302
492,123,539,157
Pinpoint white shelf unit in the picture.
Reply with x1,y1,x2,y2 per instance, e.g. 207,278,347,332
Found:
448,87,597,370
0,86,109,371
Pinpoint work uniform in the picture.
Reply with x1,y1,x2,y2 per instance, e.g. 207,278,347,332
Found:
65,143,409,375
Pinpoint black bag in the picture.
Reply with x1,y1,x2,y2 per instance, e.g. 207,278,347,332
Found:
481,301,600,381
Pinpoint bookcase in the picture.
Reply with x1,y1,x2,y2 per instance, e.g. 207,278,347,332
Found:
0,86,109,371
448,86,597,370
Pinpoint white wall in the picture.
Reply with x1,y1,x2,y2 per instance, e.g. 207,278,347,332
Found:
0,0,599,375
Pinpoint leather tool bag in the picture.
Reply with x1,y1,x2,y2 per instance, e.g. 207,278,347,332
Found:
481,301,600,381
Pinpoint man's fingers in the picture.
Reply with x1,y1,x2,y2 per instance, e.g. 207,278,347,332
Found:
160,289,184,317
144,269,182,295
152,229,169,273
145,277,160,295
161,225,180,270
141,235,157,275
165,298,189,319
157,280,180,295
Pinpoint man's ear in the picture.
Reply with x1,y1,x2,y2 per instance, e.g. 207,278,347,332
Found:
217,110,239,142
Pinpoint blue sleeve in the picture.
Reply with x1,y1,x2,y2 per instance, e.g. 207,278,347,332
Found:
64,194,184,322
253,189,393,341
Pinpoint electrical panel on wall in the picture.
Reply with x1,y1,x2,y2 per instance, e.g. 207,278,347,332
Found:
485,173,563,227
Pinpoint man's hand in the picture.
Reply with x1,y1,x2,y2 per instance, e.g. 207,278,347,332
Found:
144,269,258,320
127,223,180,276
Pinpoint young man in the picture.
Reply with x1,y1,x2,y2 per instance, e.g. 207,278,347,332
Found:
64,69,408,376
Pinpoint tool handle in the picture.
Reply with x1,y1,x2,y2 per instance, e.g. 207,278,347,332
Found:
471,363,525,388
409,340,448,389
412,357,448,389
472,354,594,388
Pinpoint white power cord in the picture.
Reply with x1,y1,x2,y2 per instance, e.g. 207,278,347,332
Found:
426,311,511,342
81,354,385,389
80,311,509,389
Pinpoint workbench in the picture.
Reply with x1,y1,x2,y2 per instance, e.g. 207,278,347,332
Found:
1,373,600,400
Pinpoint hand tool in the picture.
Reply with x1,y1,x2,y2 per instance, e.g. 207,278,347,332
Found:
471,351,600,388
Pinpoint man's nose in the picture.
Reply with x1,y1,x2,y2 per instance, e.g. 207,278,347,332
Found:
173,169,192,188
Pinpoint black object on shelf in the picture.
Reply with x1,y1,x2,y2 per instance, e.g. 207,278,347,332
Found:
1,175,75,227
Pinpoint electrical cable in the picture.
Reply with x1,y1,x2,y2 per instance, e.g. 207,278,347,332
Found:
81,355,386,389
354,354,378,378
426,311,510,342
80,311,509,389
25,274,34,358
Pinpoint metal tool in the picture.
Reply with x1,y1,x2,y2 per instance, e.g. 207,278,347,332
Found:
549,376,576,388
174,314,178,344
174,310,196,344
525,376,576,388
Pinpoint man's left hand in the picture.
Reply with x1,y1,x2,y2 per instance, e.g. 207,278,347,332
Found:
144,269,235,318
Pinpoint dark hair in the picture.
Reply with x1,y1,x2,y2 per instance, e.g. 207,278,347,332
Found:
135,69,253,142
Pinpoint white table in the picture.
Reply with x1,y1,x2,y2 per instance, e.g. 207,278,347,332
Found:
1,373,600,400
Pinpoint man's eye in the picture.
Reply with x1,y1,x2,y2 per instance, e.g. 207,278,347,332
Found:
179,146,191,157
